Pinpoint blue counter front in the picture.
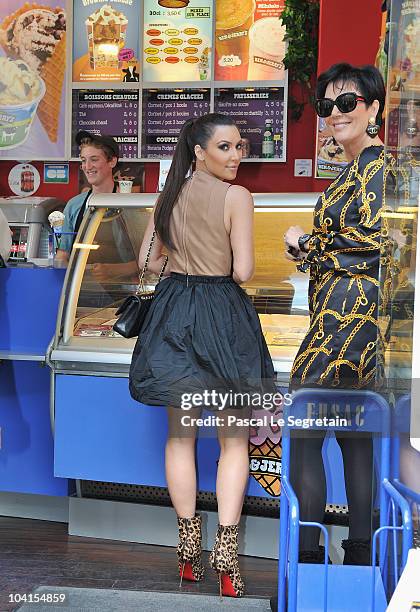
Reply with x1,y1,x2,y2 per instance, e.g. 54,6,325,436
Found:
54,373,355,503
54,375,167,486
54,374,231,493
0,267,69,497
0,267,66,356
54,374,269,496
0,361,68,496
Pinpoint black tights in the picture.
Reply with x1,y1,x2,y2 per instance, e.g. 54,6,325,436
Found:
290,431,373,551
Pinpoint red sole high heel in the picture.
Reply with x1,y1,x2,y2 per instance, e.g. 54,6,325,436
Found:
179,561,200,585
219,572,240,598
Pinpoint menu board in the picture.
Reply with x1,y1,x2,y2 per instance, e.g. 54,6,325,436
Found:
214,88,285,160
215,0,286,81
0,0,68,159
73,0,140,83
142,89,210,158
72,90,139,159
315,117,348,179
143,0,213,82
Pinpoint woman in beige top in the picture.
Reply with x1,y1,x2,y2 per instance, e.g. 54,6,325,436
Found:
129,113,275,598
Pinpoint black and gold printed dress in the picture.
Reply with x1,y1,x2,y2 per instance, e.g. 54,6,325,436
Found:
290,145,394,389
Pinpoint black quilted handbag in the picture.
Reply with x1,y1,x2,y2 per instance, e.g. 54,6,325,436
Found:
113,231,167,338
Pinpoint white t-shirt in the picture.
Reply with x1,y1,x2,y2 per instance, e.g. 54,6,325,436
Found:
0,209,12,263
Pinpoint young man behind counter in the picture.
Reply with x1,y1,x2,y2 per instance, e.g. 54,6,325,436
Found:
55,130,138,281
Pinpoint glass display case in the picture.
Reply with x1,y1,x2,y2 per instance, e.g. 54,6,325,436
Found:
379,0,419,391
51,192,318,384
379,0,420,512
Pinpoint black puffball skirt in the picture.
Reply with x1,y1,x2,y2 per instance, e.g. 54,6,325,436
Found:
129,273,276,410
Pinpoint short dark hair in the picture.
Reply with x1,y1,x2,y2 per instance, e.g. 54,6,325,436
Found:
316,63,386,125
75,130,119,160
79,137,115,161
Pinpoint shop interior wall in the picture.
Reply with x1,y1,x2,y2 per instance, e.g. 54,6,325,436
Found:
0,0,382,200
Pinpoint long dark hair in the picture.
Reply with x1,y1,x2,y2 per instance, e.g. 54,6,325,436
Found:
316,63,386,126
154,112,236,249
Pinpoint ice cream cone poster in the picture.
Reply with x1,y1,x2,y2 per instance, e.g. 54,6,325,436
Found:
215,0,286,82
248,404,282,497
143,0,213,82
0,1,68,158
73,1,140,83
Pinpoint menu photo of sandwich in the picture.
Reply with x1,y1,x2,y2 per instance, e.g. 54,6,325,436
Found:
316,117,348,178
158,0,190,6
0,2,66,147
318,136,347,164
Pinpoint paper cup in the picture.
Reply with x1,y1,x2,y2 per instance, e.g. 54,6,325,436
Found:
118,179,133,193
0,77,46,150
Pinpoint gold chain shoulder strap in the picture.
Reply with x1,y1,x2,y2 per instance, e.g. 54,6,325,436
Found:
136,230,168,295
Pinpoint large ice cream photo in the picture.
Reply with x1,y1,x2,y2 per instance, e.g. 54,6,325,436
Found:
0,57,42,105
0,57,45,149
248,17,286,81
86,5,128,70
73,1,140,83
0,3,66,145
214,0,287,82
215,0,255,80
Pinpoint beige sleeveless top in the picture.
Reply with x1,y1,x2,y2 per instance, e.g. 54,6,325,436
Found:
168,170,232,276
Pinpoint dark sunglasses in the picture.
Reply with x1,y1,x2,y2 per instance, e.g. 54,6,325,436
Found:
315,92,367,118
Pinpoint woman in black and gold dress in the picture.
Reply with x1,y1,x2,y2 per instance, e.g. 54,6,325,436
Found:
284,63,394,566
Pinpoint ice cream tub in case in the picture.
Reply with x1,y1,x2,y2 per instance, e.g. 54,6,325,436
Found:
0,58,46,150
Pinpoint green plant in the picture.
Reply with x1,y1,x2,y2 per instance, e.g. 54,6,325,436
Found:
281,0,320,120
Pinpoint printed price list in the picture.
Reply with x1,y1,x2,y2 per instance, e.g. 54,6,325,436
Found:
214,88,285,159
142,89,210,158
72,90,140,159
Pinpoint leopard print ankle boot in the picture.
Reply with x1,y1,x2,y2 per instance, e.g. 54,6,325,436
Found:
177,514,204,585
209,524,244,597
